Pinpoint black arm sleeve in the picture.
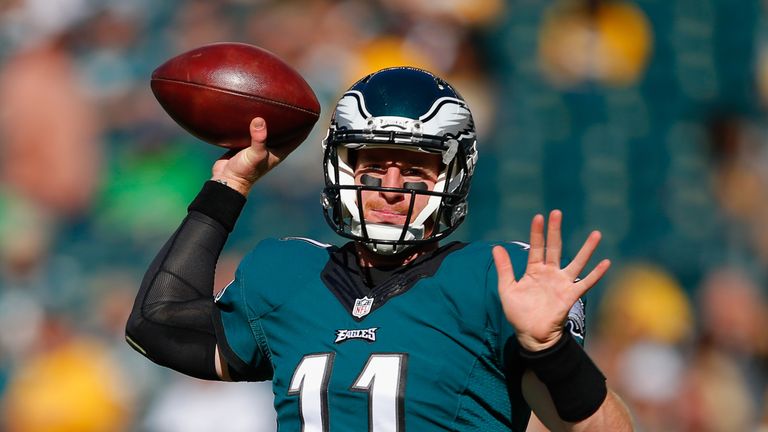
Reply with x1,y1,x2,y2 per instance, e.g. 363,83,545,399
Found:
125,181,246,380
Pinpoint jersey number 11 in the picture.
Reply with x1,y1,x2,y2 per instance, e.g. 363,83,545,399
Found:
289,352,408,432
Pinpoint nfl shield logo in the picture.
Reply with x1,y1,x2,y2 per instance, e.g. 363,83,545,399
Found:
352,296,374,318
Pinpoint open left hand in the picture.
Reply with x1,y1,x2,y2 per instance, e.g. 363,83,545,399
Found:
492,210,611,352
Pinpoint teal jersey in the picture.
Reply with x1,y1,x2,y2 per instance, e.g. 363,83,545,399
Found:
214,238,565,431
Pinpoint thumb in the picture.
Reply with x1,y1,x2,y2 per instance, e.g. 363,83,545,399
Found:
492,245,517,287
236,116,269,176
250,117,268,149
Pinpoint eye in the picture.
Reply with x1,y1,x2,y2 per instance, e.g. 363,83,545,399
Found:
360,164,385,173
402,167,431,178
401,168,422,176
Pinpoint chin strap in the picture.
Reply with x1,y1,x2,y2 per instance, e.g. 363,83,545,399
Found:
352,221,425,255
366,241,405,255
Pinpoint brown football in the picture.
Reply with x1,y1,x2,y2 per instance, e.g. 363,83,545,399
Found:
151,42,321,149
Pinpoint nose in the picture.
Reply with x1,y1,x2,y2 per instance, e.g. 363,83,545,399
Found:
380,167,405,202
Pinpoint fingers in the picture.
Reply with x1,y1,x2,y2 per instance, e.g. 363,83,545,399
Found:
574,259,611,296
563,230,603,279
527,214,546,264
492,245,517,287
250,117,268,149
545,210,562,265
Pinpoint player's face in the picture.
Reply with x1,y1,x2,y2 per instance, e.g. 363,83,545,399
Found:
353,148,442,228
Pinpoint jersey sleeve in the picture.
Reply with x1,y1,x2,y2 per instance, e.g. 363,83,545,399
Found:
213,250,273,381
484,242,528,367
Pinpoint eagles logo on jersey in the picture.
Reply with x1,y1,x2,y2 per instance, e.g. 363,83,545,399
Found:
335,327,378,344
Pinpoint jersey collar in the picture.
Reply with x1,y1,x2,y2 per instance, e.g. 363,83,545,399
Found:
320,241,467,321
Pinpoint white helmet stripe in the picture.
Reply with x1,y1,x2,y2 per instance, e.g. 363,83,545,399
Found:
333,91,371,130
419,97,475,141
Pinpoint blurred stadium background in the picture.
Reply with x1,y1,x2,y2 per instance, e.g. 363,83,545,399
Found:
0,0,766,430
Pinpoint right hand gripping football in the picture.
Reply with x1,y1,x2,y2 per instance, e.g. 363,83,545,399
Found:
211,117,297,196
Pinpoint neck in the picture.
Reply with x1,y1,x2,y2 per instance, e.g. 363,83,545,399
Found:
355,242,439,269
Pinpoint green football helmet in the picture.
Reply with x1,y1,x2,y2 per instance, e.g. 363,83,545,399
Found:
322,67,478,255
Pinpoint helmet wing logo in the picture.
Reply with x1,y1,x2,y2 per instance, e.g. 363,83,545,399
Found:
333,93,476,147
333,91,371,131
420,97,475,142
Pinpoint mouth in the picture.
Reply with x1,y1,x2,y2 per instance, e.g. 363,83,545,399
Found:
367,209,408,225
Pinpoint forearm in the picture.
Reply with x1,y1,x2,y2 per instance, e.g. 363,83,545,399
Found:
523,371,633,432
519,333,634,431
125,181,245,379
564,391,633,432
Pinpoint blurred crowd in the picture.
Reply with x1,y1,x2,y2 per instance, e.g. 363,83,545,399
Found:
0,0,767,431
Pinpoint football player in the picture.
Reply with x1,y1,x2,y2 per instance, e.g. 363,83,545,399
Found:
126,67,633,431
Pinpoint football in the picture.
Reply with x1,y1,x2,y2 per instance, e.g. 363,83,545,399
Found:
151,42,321,149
